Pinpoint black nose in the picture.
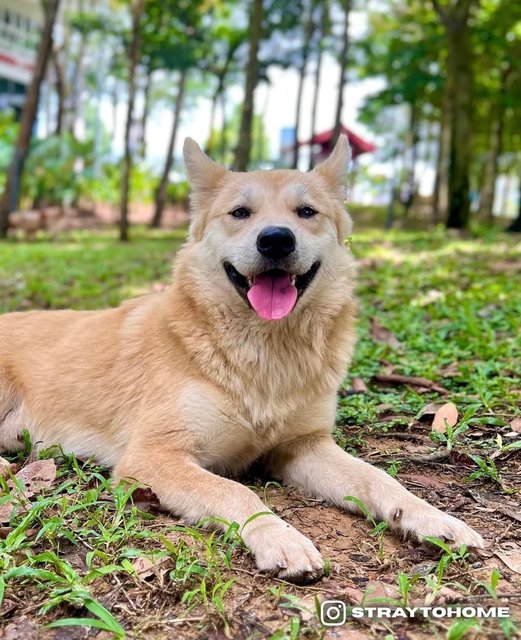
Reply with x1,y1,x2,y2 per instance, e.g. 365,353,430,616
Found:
256,226,296,259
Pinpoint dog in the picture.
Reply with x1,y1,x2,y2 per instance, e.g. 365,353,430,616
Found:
0,136,484,582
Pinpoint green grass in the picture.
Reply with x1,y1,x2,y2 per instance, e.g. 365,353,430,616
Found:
0,225,520,639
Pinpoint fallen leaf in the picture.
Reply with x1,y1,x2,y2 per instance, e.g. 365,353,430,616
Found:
431,402,458,433
369,317,402,349
16,459,57,495
510,418,521,434
469,491,521,524
131,556,156,580
417,402,442,421
0,459,56,523
131,486,160,512
351,377,368,393
495,542,521,574
373,373,449,395
0,456,10,476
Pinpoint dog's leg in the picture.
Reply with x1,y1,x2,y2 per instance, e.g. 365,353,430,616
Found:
268,434,484,548
114,445,324,582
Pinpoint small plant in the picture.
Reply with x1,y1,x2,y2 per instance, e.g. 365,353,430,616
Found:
344,496,389,562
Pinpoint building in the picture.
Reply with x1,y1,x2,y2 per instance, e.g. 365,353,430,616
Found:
0,0,42,113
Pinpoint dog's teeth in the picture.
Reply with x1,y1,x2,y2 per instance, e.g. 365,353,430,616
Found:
247,278,253,287
290,275,296,285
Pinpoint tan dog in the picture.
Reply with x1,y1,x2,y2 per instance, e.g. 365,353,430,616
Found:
0,136,483,582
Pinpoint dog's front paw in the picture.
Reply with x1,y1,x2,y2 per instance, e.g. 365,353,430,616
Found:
396,503,484,549
243,517,324,583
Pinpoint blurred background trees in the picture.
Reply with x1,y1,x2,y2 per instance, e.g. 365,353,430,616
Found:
0,0,519,240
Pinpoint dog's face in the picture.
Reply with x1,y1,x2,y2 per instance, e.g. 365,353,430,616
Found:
183,137,352,320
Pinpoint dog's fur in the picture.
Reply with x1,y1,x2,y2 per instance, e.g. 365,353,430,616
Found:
0,136,483,581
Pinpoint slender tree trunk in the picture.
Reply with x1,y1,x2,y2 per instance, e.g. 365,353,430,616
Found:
308,2,325,171
233,0,264,171
207,80,222,156
434,0,475,229
69,30,87,136
506,167,521,232
139,64,151,160
332,0,352,145
403,100,418,217
0,0,60,238
119,0,143,242
291,2,314,169
52,48,65,135
478,66,509,221
150,70,187,229
111,80,118,143
432,95,451,224
219,88,228,163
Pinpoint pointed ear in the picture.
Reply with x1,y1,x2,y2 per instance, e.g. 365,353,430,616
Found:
183,137,227,199
312,134,351,196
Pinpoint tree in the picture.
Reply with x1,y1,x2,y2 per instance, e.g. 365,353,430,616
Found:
119,0,144,242
0,0,61,238
233,0,264,171
433,0,477,229
332,0,353,144
308,0,330,170
150,70,187,228
291,1,315,168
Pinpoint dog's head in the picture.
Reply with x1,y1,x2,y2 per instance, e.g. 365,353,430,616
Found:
182,136,353,321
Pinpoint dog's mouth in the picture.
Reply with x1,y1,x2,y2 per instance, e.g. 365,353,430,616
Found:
224,262,321,320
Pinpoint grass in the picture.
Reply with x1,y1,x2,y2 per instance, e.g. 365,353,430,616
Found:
0,224,520,639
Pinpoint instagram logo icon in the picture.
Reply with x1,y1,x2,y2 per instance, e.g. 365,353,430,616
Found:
320,600,347,626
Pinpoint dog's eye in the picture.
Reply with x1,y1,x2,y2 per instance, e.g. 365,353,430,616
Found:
229,206,251,219
297,206,318,219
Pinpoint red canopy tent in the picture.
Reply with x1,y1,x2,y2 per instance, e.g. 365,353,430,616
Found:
300,124,376,162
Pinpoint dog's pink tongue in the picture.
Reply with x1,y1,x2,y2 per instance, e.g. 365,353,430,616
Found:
247,272,298,320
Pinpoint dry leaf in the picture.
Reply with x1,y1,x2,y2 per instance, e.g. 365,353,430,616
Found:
510,418,521,434
418,403,442,421
431,402,458,433
351,377,368,393
0,459,57,523
495,542,521,574
131,486,160,512
369,317,402,349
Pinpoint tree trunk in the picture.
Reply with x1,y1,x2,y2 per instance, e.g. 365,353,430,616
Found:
52,48,65,135
432,92,451,224
139,64,151,160
219,88,228,163
68,29,87,136
233,0,264,171
402,100,418,218
332,0,352,144
506,169,521,232
0,0,60,238
477,66,510,221
119,0,144,242
308,2,325,171
291,2,314,169
150,70,187,229
434,0,475,229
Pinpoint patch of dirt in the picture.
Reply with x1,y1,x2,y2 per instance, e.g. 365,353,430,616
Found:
1,441,520,639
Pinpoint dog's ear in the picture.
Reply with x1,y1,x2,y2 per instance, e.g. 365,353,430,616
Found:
312,134,351,196
183,138,227,194
183,138,227,239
